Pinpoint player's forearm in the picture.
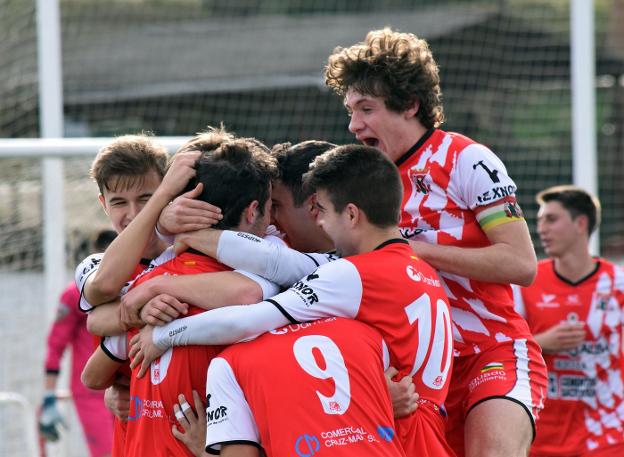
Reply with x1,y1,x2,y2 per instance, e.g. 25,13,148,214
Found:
216,231,321,287
144,272,263,311
81,348,121,390
153,302,288,348
86,301,127,336
85,190,170,305
409,240,536,286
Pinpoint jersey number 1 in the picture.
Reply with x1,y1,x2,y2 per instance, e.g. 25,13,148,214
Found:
405,293,453,389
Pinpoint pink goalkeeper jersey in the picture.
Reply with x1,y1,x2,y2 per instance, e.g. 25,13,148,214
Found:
396,128,533,356
515,259,624,455
44,282,102,399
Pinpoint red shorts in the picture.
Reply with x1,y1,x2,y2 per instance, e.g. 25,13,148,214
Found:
396,401,456,457
445,338,547,456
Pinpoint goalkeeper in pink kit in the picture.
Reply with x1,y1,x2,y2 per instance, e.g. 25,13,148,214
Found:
39,229,117,457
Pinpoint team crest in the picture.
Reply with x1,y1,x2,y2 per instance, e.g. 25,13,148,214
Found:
504,200,524,219
408,167,432,195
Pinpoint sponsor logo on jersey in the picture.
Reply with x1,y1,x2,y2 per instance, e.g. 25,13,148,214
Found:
566,294,581,306
536,294,560,308
205,394,228,424
291,280,319,306
406,265,441,287
568,340,610,357
376,425,394,442
128,395,165,421
295,434,320,457
472,160,500,183
408,167,432,194
399,227,428,239
235,232,261,243
558,375,597,399
269,318,336,335
476,185,516,204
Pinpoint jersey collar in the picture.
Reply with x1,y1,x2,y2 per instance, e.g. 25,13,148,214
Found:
374,238,409,251
394,128,436,167
552,258,601,286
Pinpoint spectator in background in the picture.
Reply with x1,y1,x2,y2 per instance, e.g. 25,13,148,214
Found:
514,185,624,457
39,228,117,457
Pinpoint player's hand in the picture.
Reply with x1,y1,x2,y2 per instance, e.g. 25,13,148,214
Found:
158,183,222,236
104,377,130,421
172,391,207,457
38,394,66,442
535,321,586,353
129,325,166,378
157,150,202,201
140,293,189,326
385,367,419,418
119,291,145,330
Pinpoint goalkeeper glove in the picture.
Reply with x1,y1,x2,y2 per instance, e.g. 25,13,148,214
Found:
38,393,66,442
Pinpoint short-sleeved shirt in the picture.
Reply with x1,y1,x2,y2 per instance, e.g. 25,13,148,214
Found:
396,128,533,356
102,250,230,457
267,239,453,455
515,258,624,455
206,317,405,456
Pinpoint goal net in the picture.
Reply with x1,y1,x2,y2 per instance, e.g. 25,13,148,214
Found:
1,0,623,455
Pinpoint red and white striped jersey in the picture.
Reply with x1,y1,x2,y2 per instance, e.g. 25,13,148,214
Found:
205,317,405,457
397,129,532,356
514,259,624,455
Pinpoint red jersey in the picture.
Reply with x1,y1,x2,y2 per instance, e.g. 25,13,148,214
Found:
76,254,152,457
206,318,405,456
102,249,229,457
515,259,624,455
268,239,454,456
397,128,532,356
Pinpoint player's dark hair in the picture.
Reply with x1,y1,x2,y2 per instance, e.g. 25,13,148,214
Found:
536,185,601,236
92,229,117,252
303,145,401,227
90,134,169,194
272,140,337,206
184,138,278,230
325,27,444,129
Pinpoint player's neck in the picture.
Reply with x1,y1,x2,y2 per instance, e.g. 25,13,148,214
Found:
552,244,596,283
356,226,403,255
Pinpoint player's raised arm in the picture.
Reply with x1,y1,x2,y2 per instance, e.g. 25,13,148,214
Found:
83,150,203,306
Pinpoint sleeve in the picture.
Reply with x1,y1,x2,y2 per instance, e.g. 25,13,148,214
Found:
511,284,527,318
155,225,175,246
453,144,518,208
216,230,338,287
44,285,82,373
267,258,363,323
233,270,281,300
100,334,128,363
205,357,261,455
74,253,104,312
152,301,291,348
151,260,362,349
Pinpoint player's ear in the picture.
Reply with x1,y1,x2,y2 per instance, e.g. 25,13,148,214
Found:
245,200,260,224
98,194,109,216
345,203,360,227
403,98,420,120
574,214,589,236
307,194,318,216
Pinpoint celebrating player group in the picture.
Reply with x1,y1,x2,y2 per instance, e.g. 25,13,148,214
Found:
66,27,624,457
